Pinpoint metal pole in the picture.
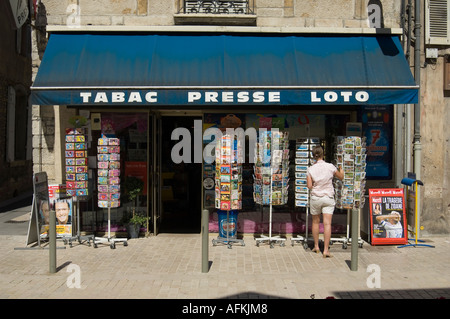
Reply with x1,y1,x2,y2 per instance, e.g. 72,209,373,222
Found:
201,209,209,273
49,209,56,273
350,208,359,271
413,0,422,238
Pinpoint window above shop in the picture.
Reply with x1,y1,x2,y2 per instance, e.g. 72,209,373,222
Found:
174,0,256,26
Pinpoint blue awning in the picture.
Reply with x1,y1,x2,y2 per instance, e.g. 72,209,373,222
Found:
31,33,418,106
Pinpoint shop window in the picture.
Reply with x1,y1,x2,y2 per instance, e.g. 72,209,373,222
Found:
203,113,352,235
81,113,150,235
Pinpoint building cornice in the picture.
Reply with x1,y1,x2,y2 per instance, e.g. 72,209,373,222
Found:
46,25,403,35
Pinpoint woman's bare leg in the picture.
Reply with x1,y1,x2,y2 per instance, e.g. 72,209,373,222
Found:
322,213,333,256
312,214,321,252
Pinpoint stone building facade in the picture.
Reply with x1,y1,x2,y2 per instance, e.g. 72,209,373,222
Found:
0,1,33,204
30,0,449,235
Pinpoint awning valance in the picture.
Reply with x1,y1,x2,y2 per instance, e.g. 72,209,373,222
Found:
31,33,418,106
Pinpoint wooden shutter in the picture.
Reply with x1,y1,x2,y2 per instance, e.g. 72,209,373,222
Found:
426,0,450,45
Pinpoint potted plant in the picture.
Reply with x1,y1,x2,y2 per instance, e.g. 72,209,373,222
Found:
124,177,147,238
126,211,148,238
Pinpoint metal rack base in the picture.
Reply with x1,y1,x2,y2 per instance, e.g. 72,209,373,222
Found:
212,236,245,249
255,235,285,248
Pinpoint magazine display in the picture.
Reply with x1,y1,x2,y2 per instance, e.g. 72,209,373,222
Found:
333,136,367,209
214,134,243,211
65,128,89,198
294,137,321,207
97,135,121,208
253,130,290,206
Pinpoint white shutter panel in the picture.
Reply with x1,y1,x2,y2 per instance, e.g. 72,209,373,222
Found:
426,0,450,45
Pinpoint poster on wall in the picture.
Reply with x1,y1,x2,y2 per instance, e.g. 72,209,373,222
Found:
369,188,407,245
359,105,393,180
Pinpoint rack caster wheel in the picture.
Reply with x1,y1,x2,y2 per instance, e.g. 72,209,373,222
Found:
110,243,116,249
124,241,128,247
359,243,363,248
342,243,348,249
303,243,308,250
93,244,98,248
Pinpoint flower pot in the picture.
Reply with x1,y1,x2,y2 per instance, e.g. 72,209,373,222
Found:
127,223,141,238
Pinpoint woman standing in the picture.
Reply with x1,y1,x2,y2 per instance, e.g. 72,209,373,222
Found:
306,146,344,258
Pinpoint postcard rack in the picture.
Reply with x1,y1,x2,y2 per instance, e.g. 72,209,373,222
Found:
64,128,95,247
291,137,321,249
253,130,289,248
212,133,245,248
94,135,127,249
332,136,366,249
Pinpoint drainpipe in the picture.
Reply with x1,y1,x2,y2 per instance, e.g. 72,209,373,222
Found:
413,0,422,237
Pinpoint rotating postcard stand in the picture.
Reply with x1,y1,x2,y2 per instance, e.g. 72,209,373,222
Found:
254,130,289,248
291,137,321,248
64,128,94,247
255,168,286,248
332,136,366,249
212,134,245,249
94,135,127,249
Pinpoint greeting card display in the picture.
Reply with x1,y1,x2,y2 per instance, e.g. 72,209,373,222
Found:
253,130,289,206
333,136,367,209
97,135,121,208
65,128,89,198
294,137,321,207
214,134,243,211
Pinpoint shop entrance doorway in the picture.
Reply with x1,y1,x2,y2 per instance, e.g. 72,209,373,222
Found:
157,115,202,233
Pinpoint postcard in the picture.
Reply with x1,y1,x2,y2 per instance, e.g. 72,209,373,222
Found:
98,161,109,169
76,189,88,196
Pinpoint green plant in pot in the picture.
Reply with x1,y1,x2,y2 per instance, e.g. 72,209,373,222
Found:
124,177,147,238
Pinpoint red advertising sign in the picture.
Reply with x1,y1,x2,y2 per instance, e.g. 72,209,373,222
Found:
124,161,147,194
369,188,408,245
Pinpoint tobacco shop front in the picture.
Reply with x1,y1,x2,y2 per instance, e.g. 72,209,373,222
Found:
31,32,418,238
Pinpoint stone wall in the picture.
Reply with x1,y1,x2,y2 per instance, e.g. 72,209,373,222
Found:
0,4,33,203
39,0,402,29
420,54,450,235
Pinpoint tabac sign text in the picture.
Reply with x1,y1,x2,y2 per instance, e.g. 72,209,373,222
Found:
76,90,374,105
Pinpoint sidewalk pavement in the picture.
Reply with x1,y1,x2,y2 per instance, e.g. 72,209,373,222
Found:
0,200,449,301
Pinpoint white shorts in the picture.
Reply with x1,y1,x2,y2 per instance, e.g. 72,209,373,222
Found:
310,195,335,215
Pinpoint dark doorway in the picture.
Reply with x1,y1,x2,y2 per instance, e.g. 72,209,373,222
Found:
159,116,202,233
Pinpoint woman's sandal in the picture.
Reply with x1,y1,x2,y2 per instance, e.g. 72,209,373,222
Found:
323,253,333,258
311,248,321,254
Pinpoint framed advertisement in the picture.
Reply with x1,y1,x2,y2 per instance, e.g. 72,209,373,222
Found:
358,105,393,180
369,188,407,245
